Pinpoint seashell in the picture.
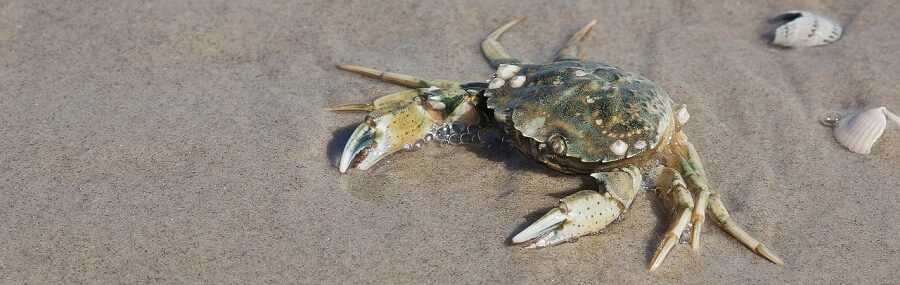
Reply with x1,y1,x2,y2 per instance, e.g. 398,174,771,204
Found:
830,107,899,154
769,10,842,47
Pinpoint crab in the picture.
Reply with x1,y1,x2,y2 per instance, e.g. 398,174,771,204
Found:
329,19,783,270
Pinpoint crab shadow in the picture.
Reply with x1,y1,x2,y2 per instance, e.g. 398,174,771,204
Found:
327,124,358,169
462,143,595,197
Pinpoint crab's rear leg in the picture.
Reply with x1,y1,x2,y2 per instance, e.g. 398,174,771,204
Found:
675,134,784,265
482,18,524,67
511,166,642,248
554,20,598,62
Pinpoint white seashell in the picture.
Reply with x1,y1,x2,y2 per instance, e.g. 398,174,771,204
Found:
495,64,520,79
509,75,526,88
488,78,505,89
769,10,842,47
831,107,899,154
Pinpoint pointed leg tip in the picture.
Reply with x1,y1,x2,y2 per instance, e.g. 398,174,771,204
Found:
587,19,598,26
756,244,785,265
647,255,665,271
327,103,374,112
690,227,702,250
496,18,524,31
336,64,363,72
336,64,359,71
691,241,701,252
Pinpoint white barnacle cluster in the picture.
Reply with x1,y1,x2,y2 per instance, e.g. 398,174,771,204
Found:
488,64,526,89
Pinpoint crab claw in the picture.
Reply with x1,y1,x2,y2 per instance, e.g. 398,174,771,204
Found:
511,167,642,248
337,96,438,173
338,120,378,173
511,190,625,248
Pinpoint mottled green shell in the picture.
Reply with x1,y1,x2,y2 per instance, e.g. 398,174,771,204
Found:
485,61,672,163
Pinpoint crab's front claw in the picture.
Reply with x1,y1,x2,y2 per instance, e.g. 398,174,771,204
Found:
338,120,378,172
337,96,438,173
511,190,625,248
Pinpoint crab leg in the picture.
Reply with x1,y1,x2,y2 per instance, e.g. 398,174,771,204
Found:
511,166,642,248
482,18,524,67
328,89,419,112
676,135,784,265
554,20,598,62
648,167,695,271
675,137,710,251
337,64,441,89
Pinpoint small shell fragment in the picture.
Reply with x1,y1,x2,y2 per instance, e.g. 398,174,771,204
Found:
831,107,899,154
769,10,842,48
496,64,521,79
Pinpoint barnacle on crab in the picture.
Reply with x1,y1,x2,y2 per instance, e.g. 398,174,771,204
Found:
330,19,784,270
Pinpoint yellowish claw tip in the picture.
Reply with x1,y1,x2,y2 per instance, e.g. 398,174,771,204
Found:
756,244,785,265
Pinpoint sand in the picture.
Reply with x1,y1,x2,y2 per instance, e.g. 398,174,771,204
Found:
1,0,897,283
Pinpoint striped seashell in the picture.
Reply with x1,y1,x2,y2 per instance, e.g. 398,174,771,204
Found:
770,10,842,47
832,107,899,154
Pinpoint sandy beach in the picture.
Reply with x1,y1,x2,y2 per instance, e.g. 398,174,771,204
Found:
1,0,897,283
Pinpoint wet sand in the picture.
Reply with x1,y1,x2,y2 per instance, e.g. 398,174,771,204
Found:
1,0,897,283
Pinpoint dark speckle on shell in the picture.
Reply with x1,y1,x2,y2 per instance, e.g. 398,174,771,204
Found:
486,61,672,163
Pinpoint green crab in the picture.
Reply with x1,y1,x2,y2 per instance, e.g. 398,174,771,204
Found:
330,19,783,270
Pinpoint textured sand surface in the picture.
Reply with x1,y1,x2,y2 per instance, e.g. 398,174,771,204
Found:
1,0,898,283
